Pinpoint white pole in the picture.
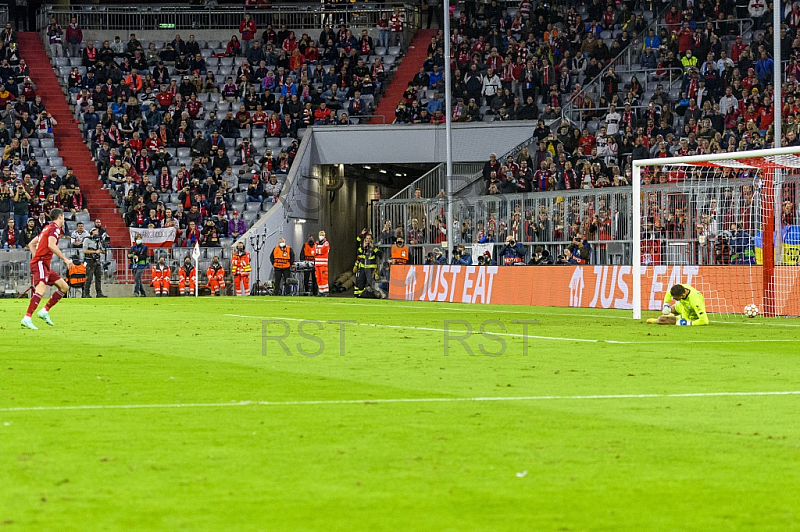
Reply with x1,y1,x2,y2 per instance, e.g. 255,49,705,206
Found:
773,0,782,148
443,0,454,262
773,0,783,266
632,164,642,320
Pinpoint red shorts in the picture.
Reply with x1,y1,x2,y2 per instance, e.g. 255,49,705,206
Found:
31,260,61,286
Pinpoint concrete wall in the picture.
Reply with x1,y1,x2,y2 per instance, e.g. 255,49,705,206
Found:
309,122,537,165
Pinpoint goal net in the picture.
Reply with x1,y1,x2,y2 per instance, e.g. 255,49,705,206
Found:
632,147,800,320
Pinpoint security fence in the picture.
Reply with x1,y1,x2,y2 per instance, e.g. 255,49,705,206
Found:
372,176,800,266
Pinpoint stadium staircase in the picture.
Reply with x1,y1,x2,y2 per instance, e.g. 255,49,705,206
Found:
371,29,436,124
18,33,129,249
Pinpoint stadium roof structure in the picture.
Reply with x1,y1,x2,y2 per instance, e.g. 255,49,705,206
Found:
634,146,800,169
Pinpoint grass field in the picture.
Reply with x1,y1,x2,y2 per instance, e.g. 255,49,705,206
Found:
2,296,800,531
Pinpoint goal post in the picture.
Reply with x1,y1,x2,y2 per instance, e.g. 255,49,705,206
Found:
632,146,800,320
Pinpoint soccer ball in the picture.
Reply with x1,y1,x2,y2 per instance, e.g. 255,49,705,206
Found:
744,304,759,318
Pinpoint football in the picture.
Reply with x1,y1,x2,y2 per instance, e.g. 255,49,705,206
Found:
744,304,759,318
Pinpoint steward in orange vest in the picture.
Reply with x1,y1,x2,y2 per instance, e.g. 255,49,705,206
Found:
390,237,409,265
301,234,317,295
270,237,295,295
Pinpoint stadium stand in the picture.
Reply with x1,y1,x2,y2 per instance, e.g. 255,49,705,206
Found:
3,0,800,291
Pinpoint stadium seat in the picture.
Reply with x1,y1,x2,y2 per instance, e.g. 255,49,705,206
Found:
245,202,261,212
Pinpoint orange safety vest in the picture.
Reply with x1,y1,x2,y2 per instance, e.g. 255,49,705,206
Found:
273,245,292,269
68,263,86,286
391,245,409,265
151,264,171,282
206,264,225,285
303,242,315,261
231,251,251,275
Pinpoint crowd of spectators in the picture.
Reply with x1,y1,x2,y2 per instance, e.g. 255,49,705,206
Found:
0,23,103,252
47,12,407,247
394,0,651,124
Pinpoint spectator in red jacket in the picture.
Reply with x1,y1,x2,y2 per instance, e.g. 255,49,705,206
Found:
65,17,83,58
239,14,257,55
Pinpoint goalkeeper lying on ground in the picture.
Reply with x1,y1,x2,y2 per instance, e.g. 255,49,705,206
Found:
647,284,710,326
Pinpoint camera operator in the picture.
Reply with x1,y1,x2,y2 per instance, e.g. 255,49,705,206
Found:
499,235,526,265
566,234,591,264
82,226,107,297
451,244,473,265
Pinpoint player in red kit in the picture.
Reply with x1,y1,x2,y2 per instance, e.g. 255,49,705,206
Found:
22,208,73,329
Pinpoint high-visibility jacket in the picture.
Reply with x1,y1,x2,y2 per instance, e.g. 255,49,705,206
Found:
231,251,251,276
151,264,171,284
271,245,293,269
302,242,315,262
206,264,226,287
391,244,409,265
355,245,382,270
68,263,86,286
314,239,329,265
179,264,196,288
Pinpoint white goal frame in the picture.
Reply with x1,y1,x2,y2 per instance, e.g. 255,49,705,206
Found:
632,145,800,319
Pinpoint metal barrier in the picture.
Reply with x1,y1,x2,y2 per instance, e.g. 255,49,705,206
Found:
563,103,651,132
392,162,484,200
103,246,233,285
653,17,754,42
38,3,420,32
372,175,800,266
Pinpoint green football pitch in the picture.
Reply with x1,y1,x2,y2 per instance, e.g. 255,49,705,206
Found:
2,297,800,531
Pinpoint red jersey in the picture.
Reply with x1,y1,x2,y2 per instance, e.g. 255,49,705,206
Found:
32,222,61,264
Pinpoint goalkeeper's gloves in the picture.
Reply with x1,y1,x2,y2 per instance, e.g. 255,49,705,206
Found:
662,304,672,316
676,318,692,326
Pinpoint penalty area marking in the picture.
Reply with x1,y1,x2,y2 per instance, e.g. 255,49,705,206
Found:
2,391,800,414
225,314,800,344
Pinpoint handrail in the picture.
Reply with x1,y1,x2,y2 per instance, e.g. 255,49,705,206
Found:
450,116,563,197
391,162,483,200
653,17,755,41
37,3,421,32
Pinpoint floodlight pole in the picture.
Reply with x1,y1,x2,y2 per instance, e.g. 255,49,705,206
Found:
443,0,454,262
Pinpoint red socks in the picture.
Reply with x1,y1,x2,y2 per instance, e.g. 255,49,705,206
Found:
44,290,65,312
26,293,42,317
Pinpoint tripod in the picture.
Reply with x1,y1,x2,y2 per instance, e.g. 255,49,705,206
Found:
249,232,267,295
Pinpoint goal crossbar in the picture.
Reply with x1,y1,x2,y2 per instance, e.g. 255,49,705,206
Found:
631,146,800,319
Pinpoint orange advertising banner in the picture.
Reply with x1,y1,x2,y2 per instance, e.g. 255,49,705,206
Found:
388,265,800,315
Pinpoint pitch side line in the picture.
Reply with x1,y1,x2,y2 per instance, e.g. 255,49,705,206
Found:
225,314,800,344
2,391,800,414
